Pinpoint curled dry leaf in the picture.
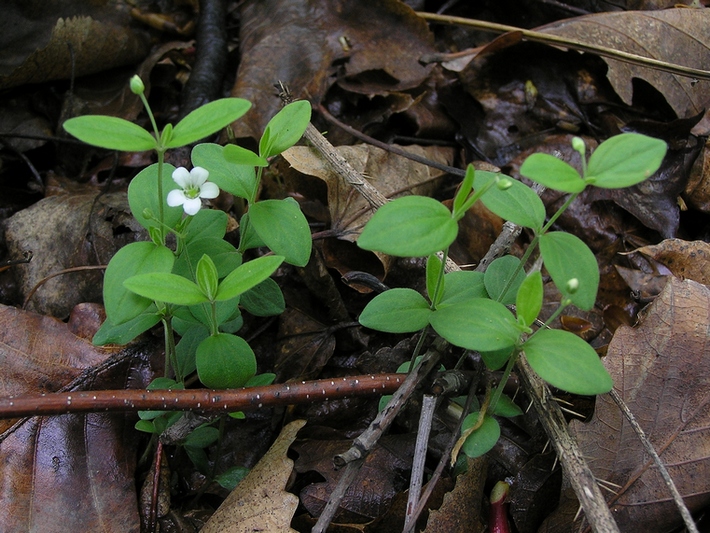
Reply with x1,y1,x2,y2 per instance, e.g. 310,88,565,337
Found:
540,277,710,533
537,8,710,122
634,239,710,285
200,419,306,533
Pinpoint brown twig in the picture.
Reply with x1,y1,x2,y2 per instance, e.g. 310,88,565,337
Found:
0,374,404,419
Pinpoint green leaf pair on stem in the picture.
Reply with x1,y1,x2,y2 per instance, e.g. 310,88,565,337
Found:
357,133,667,458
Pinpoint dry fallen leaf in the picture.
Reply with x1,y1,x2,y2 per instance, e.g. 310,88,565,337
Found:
0,304,158,532
540,277,710,533
635,238,710,285
201,419,306,533
538,8,710,120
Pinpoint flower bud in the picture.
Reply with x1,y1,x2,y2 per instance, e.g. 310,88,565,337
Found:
130,75,145,95
565,278,580,294
571,136,585,154
497,177,513,190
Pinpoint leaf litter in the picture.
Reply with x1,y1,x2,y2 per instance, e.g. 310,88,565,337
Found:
0,1,709,532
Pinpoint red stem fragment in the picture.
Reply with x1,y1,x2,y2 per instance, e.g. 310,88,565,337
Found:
489,481,511,533
0,374,404,418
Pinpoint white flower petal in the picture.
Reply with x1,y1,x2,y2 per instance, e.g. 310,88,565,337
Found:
167,189,186,207
183,197,202,215
199,182,220,199
172,167,191,188
191,166,209,186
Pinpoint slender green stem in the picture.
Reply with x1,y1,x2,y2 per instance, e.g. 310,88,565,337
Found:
139,93,161,141
408,328,431,373
487,347,519,415
541,192,579,235
156,150,166,243
209,302,219,337
162,315,179,381
430,248,449,309
525,298,571,343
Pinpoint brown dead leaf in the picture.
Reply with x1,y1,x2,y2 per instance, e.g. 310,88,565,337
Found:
423,456,487,533
283,144,453,241
684,138,710,212
537,8,710,120
201,419,306,533
0,1,150,89
293,434,416,524
229,0,435,140
0,304,158,532
541,277,710,533
635,239,710,285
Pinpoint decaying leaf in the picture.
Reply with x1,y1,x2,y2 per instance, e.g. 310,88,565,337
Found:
541,277,710,533
634,239,710,285
0,304,158,532
685,139,710,212
0,1,150,89
229,0,436,139
283,144,453,242
538,8,710,120
201,419,306,533
423,456,487,533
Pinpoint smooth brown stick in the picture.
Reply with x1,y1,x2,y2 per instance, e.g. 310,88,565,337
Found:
0,374,404,418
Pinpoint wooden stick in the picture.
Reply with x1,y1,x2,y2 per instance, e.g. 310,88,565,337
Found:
0,374,404,418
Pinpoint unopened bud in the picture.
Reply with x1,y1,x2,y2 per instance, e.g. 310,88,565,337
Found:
497,177,513,190
566,278,580,294
571,136,585,154
130,75,145,95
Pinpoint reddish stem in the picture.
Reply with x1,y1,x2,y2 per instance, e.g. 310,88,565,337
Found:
0,374,404,418
489,481,511,533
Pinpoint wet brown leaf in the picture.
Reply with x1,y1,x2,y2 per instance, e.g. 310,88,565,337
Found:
635,238,710,285
0,304,158,532
0,1,150,90
229,0,436,139
293,434,415,523
538,8,710,121
200,420,305,533
541,277,710,533
684,139,710,212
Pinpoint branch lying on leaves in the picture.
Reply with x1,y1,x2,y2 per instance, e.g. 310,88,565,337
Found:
0,374,404,418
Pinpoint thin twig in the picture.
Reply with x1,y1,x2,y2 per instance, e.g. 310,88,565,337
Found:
417,12,710,81
608,389,699,533
0,374,404,418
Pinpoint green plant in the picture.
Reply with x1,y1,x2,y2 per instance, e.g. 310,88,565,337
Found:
357,132,667,457
63,75,312,435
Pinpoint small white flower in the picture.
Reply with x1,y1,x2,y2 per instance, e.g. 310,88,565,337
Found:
167,166,219,216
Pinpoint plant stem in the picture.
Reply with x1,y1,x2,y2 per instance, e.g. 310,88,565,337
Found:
157,150,166,243
487,348,519,415
162,315,179,381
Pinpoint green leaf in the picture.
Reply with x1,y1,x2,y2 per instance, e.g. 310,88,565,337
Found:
461,413,500,458
586,133,667,188
426,254,444,305
183,425,220,448
429,299,519,351
174,238,242,281
63,115,157,152
192,143,258,202
359,288,431,333
196,333,256,388
184,208,228,243
539,232,599,310
358,196,458,257
175,325,209,378
519,153,585,193
237,212,265,250
188,298,240,330
439,271,487,306
196,254,219,300
484,255,526,305
92,308,161,346
128,163,184,232
475,171,546,231
524,329,612,395
249,198,312,266
216,255,285,301
223,144,268,167
516,271,543,327
479,346,514,371
215,466,250,491
452,165,476,217
167,98,251,148
492,394,523,418
124,273,209,305
240,278,285,316
259,100,312,158
103,242,175,324
245,373,276,387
